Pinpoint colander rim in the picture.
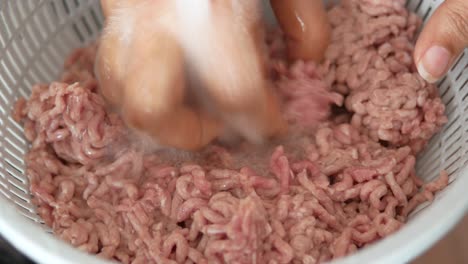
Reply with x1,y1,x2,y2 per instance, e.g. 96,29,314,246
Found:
0,166,467,264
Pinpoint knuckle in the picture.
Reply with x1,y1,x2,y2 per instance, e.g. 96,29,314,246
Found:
445,1,468,42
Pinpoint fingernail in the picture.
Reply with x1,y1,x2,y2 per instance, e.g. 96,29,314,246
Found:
417,45,451,83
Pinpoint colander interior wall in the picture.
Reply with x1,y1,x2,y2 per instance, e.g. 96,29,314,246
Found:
0,0,466,264
0,0,103,229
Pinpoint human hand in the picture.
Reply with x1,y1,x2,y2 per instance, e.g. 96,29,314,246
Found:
96,0,330,151
270,0,330,62
414,0,468,83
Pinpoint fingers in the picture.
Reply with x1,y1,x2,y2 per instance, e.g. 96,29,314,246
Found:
200,36,285,143
123,30,185,119
101,0,146,18
125,98,222,150
121,30,221,150
96,0,152,107
137,105,222,151
175,1,287,143
176,1,265,110
270,0,331,62
414,0,468,83
95,32,125,107
100,0,116,18
99,0,287,149
98,0,222,150
211,16,286,142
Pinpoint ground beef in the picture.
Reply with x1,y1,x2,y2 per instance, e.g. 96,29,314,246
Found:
318,0,447,153
13,1,449,263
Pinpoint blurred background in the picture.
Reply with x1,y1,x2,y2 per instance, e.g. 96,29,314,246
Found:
413,214,468,264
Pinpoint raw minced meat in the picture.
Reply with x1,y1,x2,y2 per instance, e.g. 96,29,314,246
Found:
13,1,449,263
318,0,446,153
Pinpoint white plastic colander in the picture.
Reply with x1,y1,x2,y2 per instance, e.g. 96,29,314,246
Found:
0,0,466,264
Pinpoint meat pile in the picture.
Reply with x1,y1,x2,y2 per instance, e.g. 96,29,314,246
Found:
318,0,447,153
13,1,449,263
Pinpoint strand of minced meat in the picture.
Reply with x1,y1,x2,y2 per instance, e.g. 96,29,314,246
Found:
12,1,450,264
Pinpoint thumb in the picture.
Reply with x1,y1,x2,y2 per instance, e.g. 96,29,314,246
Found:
414,0,468,83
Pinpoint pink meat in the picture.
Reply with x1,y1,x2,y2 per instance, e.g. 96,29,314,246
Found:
12,0,450,263
275,61,344,128
320,0,446,153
